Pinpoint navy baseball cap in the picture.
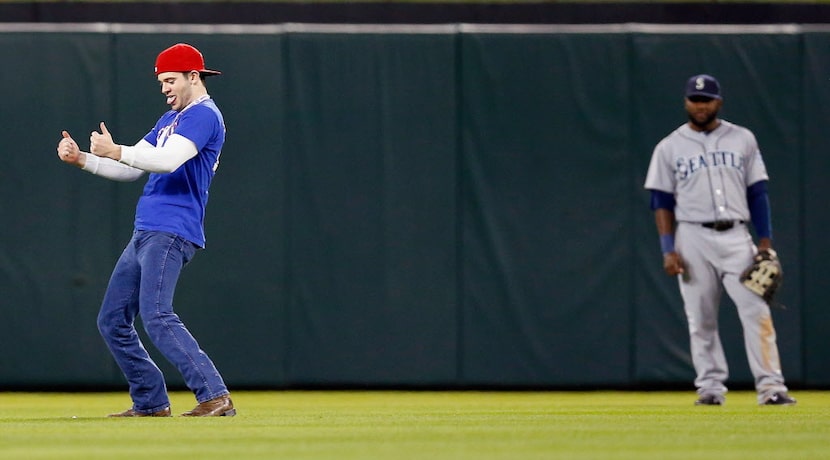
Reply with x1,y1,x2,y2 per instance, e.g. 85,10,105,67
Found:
685,74,721,100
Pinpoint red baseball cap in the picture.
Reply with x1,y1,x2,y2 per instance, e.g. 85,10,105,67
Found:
154,43,221,76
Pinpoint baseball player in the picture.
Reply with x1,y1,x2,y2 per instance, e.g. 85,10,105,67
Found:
644,74,796,406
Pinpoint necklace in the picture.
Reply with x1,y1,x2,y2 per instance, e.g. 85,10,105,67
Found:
157,94,211,146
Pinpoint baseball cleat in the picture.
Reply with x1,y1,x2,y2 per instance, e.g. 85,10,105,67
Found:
694,394,724,406
762,392,796,406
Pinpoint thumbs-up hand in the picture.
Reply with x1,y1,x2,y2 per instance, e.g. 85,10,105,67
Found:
57,130,83,165
90,121,121,159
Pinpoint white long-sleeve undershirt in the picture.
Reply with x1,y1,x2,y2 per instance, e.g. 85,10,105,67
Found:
81,147,145,182
81,134,198,181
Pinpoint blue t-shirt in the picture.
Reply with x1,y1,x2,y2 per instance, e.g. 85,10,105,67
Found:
134,98,225,247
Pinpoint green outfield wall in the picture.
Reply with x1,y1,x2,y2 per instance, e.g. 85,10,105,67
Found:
1,24,828,390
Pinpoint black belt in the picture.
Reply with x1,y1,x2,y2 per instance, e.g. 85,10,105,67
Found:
701,221,744,231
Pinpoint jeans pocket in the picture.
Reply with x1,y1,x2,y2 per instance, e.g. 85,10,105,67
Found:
178,236,198,266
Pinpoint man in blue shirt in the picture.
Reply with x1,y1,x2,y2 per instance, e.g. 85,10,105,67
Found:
57,43,234,417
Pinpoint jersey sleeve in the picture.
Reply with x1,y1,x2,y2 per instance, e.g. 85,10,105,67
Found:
644,139,676,193
743,130,770,186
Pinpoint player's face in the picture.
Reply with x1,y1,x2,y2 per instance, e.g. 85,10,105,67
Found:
157,71,198,111
685,96,723,130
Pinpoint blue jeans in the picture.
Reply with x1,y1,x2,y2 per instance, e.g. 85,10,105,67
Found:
97,230,229,414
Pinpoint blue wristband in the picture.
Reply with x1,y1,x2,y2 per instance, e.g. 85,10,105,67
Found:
660,234,675,254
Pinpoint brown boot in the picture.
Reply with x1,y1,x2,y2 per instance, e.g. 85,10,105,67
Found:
108,406,171,417
180,395,236,417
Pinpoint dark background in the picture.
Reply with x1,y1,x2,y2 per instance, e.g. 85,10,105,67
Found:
5,1,830,25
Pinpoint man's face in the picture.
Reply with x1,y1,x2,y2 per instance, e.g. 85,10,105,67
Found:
157,71,197,111
685,95,723,129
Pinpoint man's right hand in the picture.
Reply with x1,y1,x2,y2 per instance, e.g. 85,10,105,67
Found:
663,252,685,276
57,131,84,167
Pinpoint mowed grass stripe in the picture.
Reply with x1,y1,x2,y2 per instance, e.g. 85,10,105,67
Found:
0,391,827,459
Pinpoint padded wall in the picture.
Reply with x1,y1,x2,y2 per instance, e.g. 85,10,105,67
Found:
0,25,823,389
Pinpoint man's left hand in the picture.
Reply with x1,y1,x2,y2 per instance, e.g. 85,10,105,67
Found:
90,121,121,160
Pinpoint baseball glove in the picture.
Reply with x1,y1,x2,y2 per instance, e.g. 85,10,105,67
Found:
740,248,783,303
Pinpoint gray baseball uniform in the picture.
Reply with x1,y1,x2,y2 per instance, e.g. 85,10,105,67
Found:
645,119,789,403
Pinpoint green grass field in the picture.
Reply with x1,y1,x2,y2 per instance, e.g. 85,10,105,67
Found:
0,390,828,459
